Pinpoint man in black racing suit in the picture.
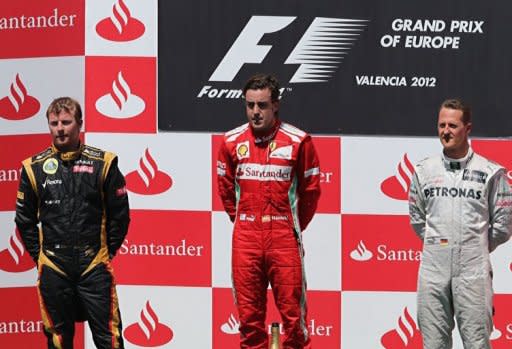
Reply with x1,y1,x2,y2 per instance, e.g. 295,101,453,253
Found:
15,97,130,349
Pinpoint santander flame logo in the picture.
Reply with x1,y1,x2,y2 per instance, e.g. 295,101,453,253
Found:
0,228,35,272
381,153,415,201
126,148,173,195
490,325,502,341
124,301,173,347
221,313,240,334
349,240,373,261
96,0,145,42
95,71,145,119
381,307,422,349
0,74,40,121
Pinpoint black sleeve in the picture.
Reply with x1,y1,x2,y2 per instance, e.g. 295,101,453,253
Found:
14,166,40,264
103,157,130,258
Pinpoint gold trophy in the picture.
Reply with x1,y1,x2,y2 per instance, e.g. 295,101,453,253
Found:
269,322,281,349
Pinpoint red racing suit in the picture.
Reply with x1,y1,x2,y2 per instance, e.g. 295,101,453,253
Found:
217,120,321,349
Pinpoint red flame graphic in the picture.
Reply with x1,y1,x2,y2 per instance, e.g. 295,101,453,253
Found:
381,307,422,349
124,301,173,347
0,74,40,120
381,154,415,201
111,72,131,110
0,228,35,272
95,0,145,42
126,148,172,195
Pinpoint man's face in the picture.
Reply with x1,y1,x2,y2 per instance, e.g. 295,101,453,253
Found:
48,111,81,152
437,107,471,157
245,88,279,134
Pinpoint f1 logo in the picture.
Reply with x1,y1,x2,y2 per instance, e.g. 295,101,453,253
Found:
210,16,368,83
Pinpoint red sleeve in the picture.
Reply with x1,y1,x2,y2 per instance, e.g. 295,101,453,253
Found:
297,136,321,231
217,139,237,222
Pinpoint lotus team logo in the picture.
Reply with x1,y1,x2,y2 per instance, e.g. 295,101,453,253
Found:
95,71,145,118
125,148,172,195
96,0,145,42
0,74,40,121
124,300,173,346
381,307,422,349
220,313,240,335
381,153,415,201
349,240,373,261
0,228,35,272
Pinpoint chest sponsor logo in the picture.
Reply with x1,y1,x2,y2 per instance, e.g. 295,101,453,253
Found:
125,148,172,195
42,178,62,188
72,165,94,174
0,228,35,272
236,163,292,182
42,158,58,175
424,186,482,200
381,307,423,348
462,169,488,184
236,141,250,160
124,300,173,346
381,153,414,201
0,74,40,121
269,145,293,160
95,71,145,119
95,0,145,42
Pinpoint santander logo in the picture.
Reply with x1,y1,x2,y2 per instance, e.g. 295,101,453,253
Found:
381,154,415,201
349,240,373,261
95,71,145,119
126,148,173,195
0,74,40,121
220,313,240,335
490,325,502,341
381,307,422,349
124,300,173,347
95,0,145,42
0,228,35,272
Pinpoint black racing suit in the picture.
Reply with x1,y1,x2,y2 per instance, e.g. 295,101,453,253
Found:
15,143,130,349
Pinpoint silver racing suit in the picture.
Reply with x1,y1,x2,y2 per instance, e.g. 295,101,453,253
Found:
409,148,512,349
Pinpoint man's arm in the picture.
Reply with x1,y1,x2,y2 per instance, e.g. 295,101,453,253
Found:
296,136,321,232
488,169,512,252
103,156,130,258
409,171,426,240
14,164,40,264
217,141,237,222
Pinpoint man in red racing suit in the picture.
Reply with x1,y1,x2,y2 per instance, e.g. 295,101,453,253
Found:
217,74,321,349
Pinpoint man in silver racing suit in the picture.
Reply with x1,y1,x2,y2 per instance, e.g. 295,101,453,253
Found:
409,99,512,349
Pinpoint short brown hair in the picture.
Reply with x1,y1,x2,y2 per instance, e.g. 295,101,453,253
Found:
46,97,82,123
440,99,471,124
243,74,281,102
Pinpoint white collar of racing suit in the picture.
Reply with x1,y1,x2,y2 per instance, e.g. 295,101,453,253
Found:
442,147,474,171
